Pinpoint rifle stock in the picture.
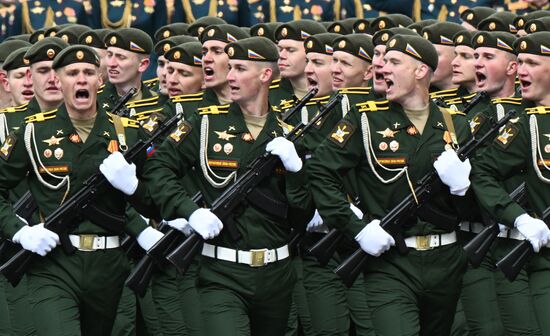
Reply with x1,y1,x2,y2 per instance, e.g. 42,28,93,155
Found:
165,93,342,273
307,229,344,266
334,108,516,287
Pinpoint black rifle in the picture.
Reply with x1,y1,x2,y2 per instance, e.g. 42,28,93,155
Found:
308,92,489,268
125,192,203,296
333,108,516,288
0,87,178,287
463,182,527,267
496,206,550,282
166,93,341,274
0,192,39,262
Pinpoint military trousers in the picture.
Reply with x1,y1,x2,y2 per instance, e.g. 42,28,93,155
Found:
0,277,10,336
285,256,314,336
527,248,550,336
363,242,467,336
151,261,202,336
197,256,295,336
26,247,130,336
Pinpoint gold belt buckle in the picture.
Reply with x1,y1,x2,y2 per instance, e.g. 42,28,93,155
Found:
250,249,268,267
79,234,97,251
415,235,432,251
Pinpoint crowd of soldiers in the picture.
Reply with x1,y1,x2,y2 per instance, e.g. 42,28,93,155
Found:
2,1,550,336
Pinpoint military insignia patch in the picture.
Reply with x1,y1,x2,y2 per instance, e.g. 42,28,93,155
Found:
142,113,165,135
469,113,486,136
329,120,354,147
168,121,192,144
0,135,16,160
495,123,518,149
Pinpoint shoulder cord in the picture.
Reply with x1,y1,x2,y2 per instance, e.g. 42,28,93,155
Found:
496,104,505,123
24,123,70,203
300,106,308,125
361,113,418,202
199,115,236,188
530,115,550,184
0,113,8,143
341,94,350,118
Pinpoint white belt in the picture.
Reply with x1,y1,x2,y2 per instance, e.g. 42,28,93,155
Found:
202,243,290,267
460,221,524,240
404,232,457,251
68,234,120,251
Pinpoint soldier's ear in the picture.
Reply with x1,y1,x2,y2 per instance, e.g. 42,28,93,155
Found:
414,63,430,80
137,57,151,74
505,59,518,76
363,64,373,82
259,66,273,84
0,71,10,93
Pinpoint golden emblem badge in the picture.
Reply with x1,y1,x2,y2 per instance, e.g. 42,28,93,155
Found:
110,36,117,45
76,50,84,60
47,48,56,59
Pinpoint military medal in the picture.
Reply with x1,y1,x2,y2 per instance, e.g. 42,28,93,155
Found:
390,140,399,152
406,126,418,136
54,148,63,160
379,142,388,151
242,133,253,142
107,140,119,153
224,143,233,155
545,144,550,153
213,143,222,152
443,131,453,150
68,133,81,143
43,135,64,146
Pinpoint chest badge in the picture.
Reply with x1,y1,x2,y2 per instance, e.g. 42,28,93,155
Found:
376,128,398,138
242,133,254,142
43,136,64,146
54,148,64,160
224,143,233,155
406,126,418,136
389,140,399,152
68,133,81,143
43,149,52,158
215,130,236,141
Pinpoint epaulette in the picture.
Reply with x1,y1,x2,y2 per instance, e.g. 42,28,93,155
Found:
356,100,389,112
143,77,159,87
171,91,204,103
305,95,331,106
97,84,106,94
441,107,466,116
272,105,281,113
24,109,56,123
337,87,371,95
269,78,281,90
491,97,522,105
525,106,550,115
278,98,296,111
445,92,477,105
0,102,29,113
132,107,164,121
430,87,459,99
198,104,230,115
107,113,140,128
126,95,159,108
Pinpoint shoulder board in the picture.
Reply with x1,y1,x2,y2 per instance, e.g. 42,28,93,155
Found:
491,97,522,105
269,79,281,89
171,92,204,103
143,77,158,85
441,107,465,116
133,107,164,121
24,109,57,123
126,95,159,108
0,102,29,113
445,92,476,104
198,104,230,115
107,113,140,128
272,105,281,113
278,98,296,110
337,87,371,95
526,106,550,115
305,95,331,106
430,87,459,99
356,100,390,112
99,84,106,90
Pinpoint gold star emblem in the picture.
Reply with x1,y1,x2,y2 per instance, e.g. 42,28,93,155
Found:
42,136,64,146
215,130,236,141
376,128,398,138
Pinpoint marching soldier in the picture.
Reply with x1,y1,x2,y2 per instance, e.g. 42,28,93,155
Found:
1,47,34,108
0,40,31,109
79,28,115,85
308,34,472,335
478,11,519,34
460,6,497,31
444,31,478,111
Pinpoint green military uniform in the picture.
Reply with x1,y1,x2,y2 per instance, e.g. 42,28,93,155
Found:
172,0,247,27
247,0,340,26
413,0,495,23
478,11,519,33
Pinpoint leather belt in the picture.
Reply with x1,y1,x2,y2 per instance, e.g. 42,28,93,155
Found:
68,234,120,252
202,243,290,267
404,232,457,251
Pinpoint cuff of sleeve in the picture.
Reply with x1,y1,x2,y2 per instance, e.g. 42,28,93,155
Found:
6,217,26,241
177,197,200,220
345,217,365,240
502,203,526,227
125,215,149,238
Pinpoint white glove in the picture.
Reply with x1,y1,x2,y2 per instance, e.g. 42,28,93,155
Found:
355,219,395,257
514,213,550,253
136,227,164,251
12,224,59,256
306,210,328,233
498,224,508,233
188,208,223,240
99,151,139,196
265,137,303,172
166,218,194,236
433,148,471,196
350,203,363,220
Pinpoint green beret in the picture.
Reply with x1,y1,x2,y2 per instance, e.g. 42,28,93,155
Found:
24,37,69,65
57,24,91,45
353,19,374,35
372,27,418,47
44,24,72,38
52,45,100,70
328,18,356,35
165,42,203,66
386,34,438,71
199,24,249,44
422,22,465,46
5,34,31,42
105,28,153,54
408,19,437,34
2,47,31,71
453,31,474,48
188,17,227,37
514,32,550,56
0,40,32,62
154,23,190,42
274,20,327,42
242,27,251,35
225,37,278,62
154,35,197,56
304,33,340,55
79,29,113,49
371,14,414,33
29,29,46,44
478,12,518,33
460,7,496,28
250,22,282,42
514,10,550,30
333,34,374,62
524,17,550,34
472,31,517,55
